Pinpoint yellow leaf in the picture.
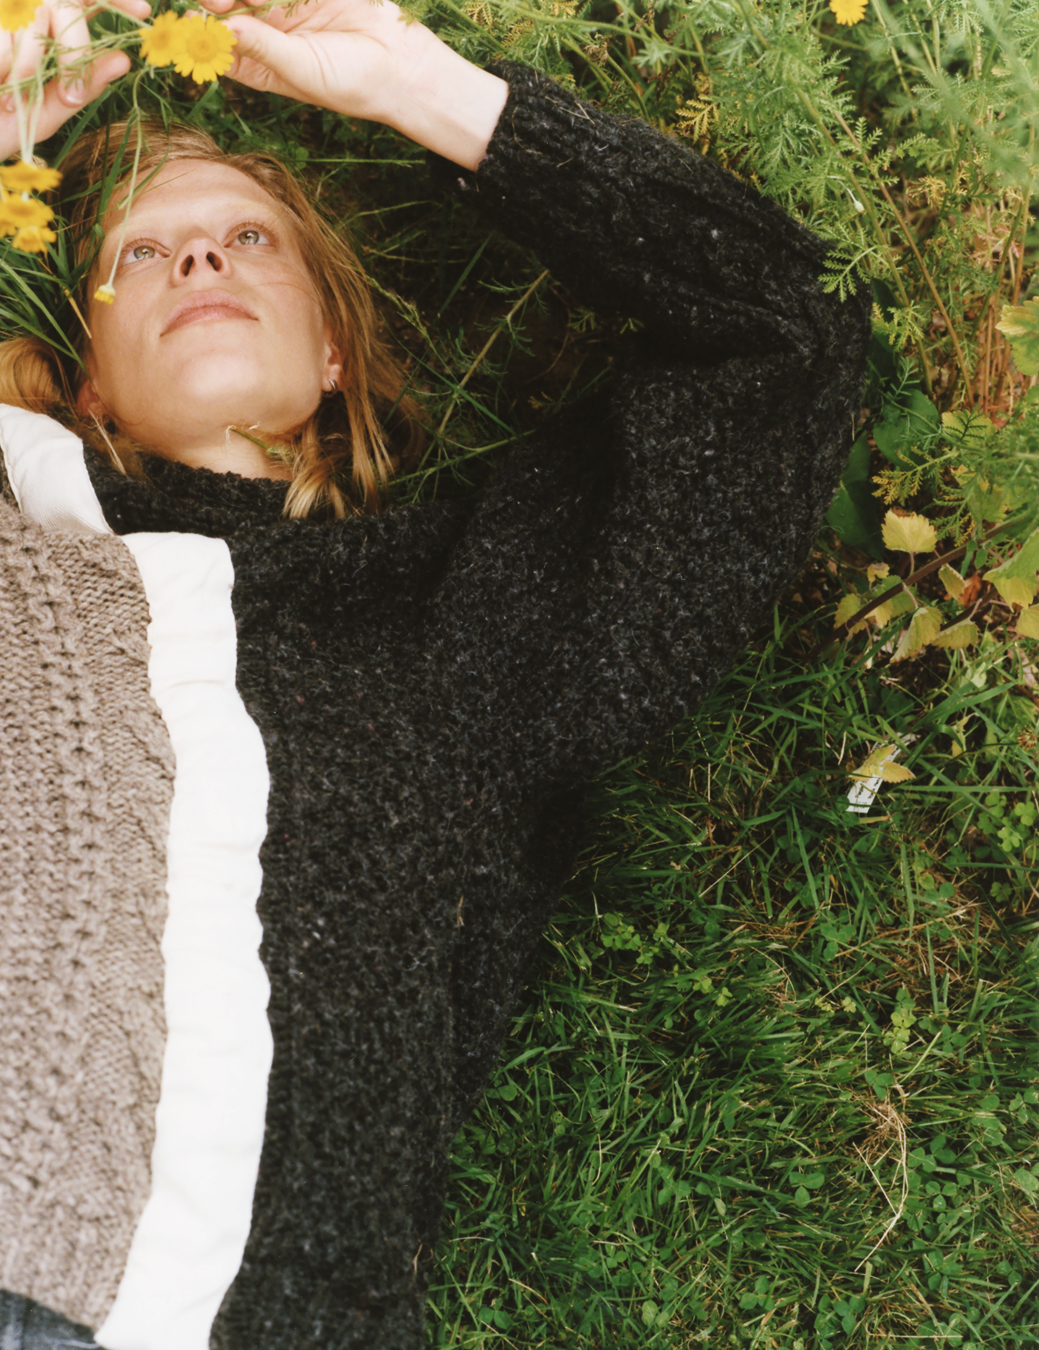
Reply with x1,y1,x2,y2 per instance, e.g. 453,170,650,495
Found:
835,592,864,628
866,562,890,585
882,510,938,554
938,564,965,600
892,605,943,661
931,619,979,649
852,743,913,781
879,761,915,782
1017,605,1039,639
989,574,1037,608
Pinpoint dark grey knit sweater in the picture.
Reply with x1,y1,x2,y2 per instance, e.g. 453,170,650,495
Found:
83,62,870,1349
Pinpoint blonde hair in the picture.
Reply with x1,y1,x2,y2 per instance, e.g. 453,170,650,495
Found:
0,120,424,517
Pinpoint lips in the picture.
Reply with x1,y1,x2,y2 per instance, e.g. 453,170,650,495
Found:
162,289,257,336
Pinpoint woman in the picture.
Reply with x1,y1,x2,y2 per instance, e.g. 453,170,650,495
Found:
0,1,871,1347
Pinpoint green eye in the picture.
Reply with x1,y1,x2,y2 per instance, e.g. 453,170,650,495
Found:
130,243,155,261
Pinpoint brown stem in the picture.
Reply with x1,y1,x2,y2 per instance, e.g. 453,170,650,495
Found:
811,519,1017,664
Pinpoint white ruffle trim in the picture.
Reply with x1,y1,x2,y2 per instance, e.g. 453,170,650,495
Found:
0,404,113,534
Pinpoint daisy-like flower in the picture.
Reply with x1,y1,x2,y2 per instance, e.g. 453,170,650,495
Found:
0,196,54,234
11,224,57,253
0,0,41,31
172,13,236,84
830,0,868,24
138,11,186,68
0,161,61,193
93,282,116,305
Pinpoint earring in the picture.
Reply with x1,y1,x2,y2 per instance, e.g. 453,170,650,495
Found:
324,376,339,394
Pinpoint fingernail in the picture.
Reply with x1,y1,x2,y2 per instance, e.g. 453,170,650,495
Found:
64,81,86,105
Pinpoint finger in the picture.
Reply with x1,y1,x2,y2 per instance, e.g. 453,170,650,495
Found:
223,15,310,96
0,46,112,153
49,0,92,105
0,31,14,88
102,0,152,20
32,48,128,132
10,9,51,101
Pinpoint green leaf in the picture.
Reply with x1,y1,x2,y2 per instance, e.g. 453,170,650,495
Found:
997,297,1039,376
826,434,883,557
1017,606,1039,639
873,389,938,469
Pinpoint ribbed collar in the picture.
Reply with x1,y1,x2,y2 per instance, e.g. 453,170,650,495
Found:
84,445,293,539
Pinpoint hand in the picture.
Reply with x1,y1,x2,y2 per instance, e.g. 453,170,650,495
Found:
199,0,508,171
0,0,151,161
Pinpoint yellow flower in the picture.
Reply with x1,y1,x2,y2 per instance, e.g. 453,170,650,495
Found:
0,196,54,234
93,282,116,305
0,161,61,193
11,224,56,253
0,0,41,31
172,13,236,84
830,0,867,23
138,11,186,68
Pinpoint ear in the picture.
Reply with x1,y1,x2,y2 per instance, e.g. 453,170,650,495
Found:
76,376,106,421
321,327,343,394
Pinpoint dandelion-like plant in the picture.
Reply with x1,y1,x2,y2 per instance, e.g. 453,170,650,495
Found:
0,3,235,285
829,0,868,24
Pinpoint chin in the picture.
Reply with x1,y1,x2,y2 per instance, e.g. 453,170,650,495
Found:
129,360,321,443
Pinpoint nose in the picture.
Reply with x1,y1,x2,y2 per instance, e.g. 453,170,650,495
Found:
172,236,230,281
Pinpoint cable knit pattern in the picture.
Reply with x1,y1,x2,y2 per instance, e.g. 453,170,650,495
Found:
72,63,872,1350
0,501,173,1330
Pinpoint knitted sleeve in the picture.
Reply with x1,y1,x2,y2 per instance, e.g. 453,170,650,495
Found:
424,61,871,788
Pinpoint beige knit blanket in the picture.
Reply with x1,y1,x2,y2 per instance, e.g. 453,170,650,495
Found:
0,492,173,1329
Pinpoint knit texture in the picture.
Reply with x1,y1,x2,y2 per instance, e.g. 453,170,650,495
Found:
0,499,174,1330
78,62,871,1349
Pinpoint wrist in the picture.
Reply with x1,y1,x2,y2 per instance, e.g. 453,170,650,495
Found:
378,27,508,171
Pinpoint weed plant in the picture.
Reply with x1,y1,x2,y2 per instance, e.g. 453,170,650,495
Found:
3,0,1039,1345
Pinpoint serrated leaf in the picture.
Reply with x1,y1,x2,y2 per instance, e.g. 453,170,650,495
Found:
996,297,1039,376
990,574,1037,607
985,529,1039,606
931,619,979,649
938,564,965,600
835,592,865,628
867,562,890,584
873,587,916,626
1017,606,1039,639
882,510,937,554
892,605,943,661
880,761,915,782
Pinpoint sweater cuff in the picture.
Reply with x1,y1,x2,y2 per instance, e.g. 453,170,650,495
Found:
426,60,587,198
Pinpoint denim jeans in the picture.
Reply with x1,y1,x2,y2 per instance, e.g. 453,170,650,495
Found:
0,1291,98,1350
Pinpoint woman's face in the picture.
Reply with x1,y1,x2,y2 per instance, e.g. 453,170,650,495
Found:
79,159,341,468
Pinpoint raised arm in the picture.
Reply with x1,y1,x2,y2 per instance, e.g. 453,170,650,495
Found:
204,0,508,171
419,63,871,788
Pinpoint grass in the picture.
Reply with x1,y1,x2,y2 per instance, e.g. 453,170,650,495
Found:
429,592,1039,1348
